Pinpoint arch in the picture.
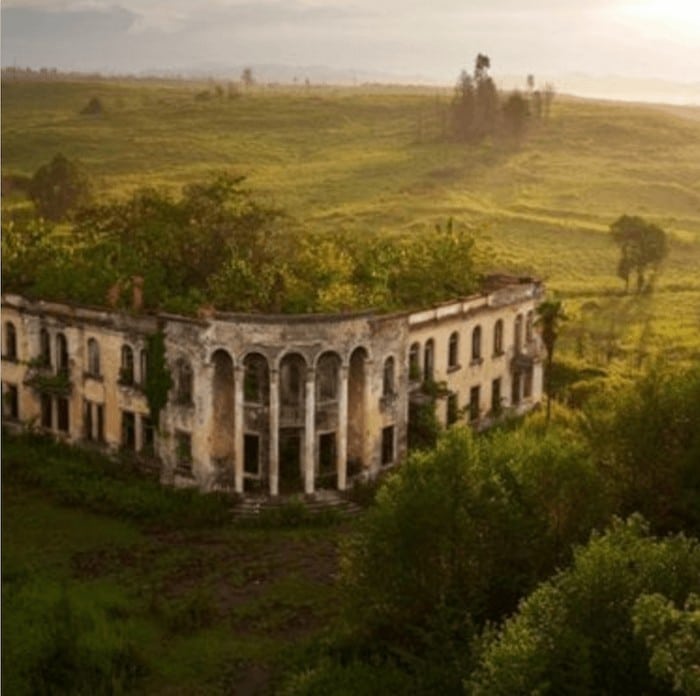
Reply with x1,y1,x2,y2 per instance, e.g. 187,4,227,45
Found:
423,338,435,381
139,348,148,384
39,327,51,367
243,352,270,405
448,331,460,368
383,356,395,396
408,342,421,381
514,314,523,353
472,325,482,361
87,338,100,376
120,344,134,385
4,321,17,360
525,310,534,343
279,353,307,408
55,333,69,374
211,349,235,465
347,346,369,472
316,351,341,402
175,357,194,404
493,319,504,356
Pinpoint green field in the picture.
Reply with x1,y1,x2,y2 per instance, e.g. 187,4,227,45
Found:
3,78,700,360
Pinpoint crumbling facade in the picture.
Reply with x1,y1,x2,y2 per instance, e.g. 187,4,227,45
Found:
1,276,545,496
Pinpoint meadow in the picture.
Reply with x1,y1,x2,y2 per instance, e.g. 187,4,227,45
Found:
3,78,700,360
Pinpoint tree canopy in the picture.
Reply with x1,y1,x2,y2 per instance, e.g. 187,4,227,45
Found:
27,153,92,221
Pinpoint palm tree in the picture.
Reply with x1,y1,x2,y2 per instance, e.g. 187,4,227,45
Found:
536,299,566,425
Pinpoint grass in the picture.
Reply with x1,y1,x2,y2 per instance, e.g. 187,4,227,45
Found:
3,78,699,361
2,433,346,694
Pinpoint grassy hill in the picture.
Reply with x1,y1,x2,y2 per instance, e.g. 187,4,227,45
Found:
3,78,700,360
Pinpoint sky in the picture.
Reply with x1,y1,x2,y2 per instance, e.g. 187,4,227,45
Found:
2,0,700,89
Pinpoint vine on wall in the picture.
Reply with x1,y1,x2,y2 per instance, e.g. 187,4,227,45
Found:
144,329,172,429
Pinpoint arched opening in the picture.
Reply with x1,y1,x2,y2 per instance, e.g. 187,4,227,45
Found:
408,342,421,381
4,322,17,360
39,328,51,367
87,338,100,376
316,352,340,403
493,319,504,356
55,333,69,374
514,314,523,353
211,349,235,479
347,346,368,476
448,332,459,368
120,345,134,385
471,326,482,362
244,353,270,405
525,310,534,343
423,339,435,381
383,356,395,396
278,353,307,491
175,358,193,404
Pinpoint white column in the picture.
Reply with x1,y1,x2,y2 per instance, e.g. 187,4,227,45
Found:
304,368,316,495
135,412,143,452
337,365,349,491
234,365,244,494
269,368,280,496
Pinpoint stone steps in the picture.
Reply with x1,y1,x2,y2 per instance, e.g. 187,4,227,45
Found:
233,492,364,520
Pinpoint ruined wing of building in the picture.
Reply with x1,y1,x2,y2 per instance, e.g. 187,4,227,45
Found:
1,276,545,497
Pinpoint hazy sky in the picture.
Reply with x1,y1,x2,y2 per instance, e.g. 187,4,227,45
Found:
2,0,700,83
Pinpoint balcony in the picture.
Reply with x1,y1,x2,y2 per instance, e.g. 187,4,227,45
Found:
510,340,544,371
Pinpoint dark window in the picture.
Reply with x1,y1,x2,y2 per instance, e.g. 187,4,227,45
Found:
514,314,523,353
3,383,19,419
40,328,51,367
96,404,104,443
140,349,148,385
87,338,100,377
526,311,534,343
491,378,502,414
524,368,533,398
383,356,395,396
317,354,339,402
56,333,69,375
408,343,421,381
423,339,434,381
121,411,136,450
176,431,192,474
57,397,69,432
41,393,52,428
512,372,521,405
319,432,336,474
120,345,134,385
447,392,459,425
381,426,394,466
469,386,480,422
281,358,304,407
244,434,260,475
244,353,269,404
4,322,17,360
175,359,193,404
493,319,504,356
448,332,459,368
472,326,482,362
142,415,155,454
84,399,93,440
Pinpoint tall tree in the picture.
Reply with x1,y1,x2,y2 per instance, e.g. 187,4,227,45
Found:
536,299,566,425
610,215,668,293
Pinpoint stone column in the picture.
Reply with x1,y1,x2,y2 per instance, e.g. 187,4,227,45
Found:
337,364,349,491
234,365,244,494
269,368,280,496
304,368,316,495
135,412,143,453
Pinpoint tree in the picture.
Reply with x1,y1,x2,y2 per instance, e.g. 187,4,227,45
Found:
473,53,499,138
502,91,529,139
28,153,92,221
610,215,668,293
469,516,700,696
451,69,476,141
536,299,566,425
241,67,255,87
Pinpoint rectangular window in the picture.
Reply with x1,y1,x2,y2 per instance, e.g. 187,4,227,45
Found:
2,383,19,419
96,404,105,443
447,392,459,426
469,386,480,422
491,378,502,415
511,372,521,405
141,415,155,455
121,411,136,450
41,393,53,429
524,369,533,399
57,397,70,432
84,399,93,440
319,432,336,473
176,431,192,474
244,434,260,475
381,426,395,466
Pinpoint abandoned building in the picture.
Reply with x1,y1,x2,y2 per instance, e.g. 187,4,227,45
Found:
1,275,545,496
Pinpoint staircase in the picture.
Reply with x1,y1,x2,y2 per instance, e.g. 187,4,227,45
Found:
233,490,363,521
